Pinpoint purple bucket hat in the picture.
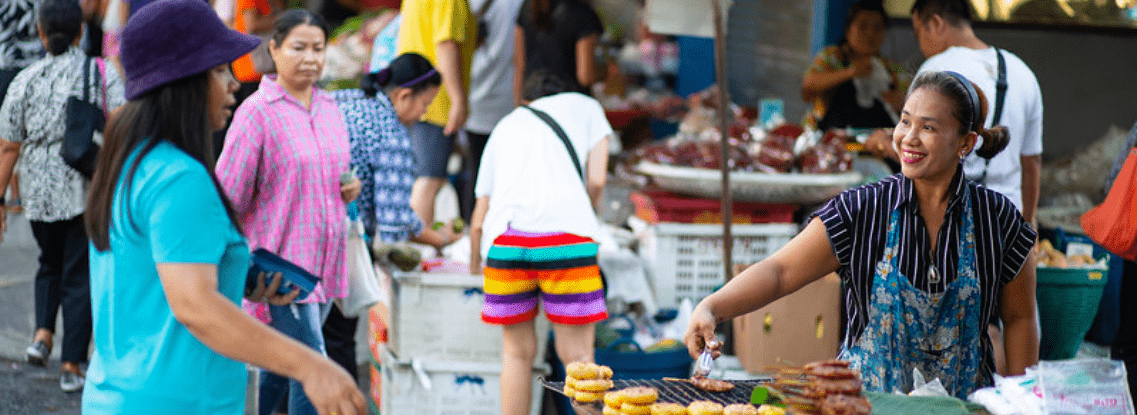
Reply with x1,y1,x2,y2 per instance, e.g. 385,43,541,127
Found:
120,0,260,100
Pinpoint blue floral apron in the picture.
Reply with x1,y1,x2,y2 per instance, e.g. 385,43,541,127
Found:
838,186,985,398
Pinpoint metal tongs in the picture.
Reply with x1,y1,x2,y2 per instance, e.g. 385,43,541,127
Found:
692,339,719,378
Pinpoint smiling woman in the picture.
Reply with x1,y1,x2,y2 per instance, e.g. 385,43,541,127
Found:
686,70,1037,399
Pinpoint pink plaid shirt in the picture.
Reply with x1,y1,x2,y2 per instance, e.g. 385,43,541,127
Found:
217,76,350,322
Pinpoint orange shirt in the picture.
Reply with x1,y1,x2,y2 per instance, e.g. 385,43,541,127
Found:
233,0,273,83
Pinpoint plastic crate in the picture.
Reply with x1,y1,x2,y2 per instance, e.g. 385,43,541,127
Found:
380,345,546,415
385,272,549,365
630,190,796,224
1036,266,1108,360
639,222,798,308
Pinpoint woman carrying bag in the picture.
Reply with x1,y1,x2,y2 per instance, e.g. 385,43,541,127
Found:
216,9,362,415
326,52,458,379
471,71,613,415
0,0,125,392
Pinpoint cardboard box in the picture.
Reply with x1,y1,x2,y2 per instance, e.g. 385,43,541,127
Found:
733,273,841,373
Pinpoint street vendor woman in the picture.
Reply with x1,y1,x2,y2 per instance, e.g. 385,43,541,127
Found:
685,71,1039,399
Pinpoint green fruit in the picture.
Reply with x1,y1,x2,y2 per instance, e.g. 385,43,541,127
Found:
388,245,422,272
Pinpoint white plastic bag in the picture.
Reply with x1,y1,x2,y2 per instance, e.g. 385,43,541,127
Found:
337,218,383,317
969,371,1045,415
1039,359,1135,415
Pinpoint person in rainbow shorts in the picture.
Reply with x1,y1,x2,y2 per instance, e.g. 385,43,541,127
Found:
470,70,613,415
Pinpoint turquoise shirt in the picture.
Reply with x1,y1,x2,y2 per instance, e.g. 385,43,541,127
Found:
83,142,250,414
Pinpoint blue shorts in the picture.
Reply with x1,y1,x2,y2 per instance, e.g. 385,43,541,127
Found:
409,121,453,178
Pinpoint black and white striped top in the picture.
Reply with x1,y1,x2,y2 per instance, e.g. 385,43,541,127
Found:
813,167,1036,369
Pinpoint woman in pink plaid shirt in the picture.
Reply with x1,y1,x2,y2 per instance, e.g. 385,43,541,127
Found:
215,10,362,415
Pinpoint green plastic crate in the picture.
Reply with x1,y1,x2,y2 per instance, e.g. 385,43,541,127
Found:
1036,266,1108,360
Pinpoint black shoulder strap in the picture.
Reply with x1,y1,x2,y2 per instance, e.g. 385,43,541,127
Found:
521,105,584,183
82,57,92,102
993,48,1008,125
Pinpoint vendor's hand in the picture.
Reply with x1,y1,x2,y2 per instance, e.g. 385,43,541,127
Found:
297,357,367,415
864,128,896,161
443,100,468,136
340,178,362,204
849,57,872,78
684,303,721,359
245,272,301,305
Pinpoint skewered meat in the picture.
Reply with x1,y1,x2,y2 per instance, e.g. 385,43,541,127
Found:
770,360,870,415
692,377,736,392
818,394,871,415
773,377,862,398
663,377,736,392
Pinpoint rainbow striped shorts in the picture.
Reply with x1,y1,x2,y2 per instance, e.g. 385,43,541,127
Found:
481,228,608,326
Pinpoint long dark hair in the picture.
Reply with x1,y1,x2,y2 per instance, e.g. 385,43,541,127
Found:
909,71,1009,160
38,0,83,56
86,72,242,251
362,53,441,98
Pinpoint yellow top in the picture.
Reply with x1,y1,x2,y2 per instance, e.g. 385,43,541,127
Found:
396,0,476,127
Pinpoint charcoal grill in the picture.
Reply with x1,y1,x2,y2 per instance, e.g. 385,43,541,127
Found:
543,377,773,414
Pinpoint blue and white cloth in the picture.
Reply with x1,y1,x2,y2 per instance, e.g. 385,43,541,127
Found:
333,88,423,243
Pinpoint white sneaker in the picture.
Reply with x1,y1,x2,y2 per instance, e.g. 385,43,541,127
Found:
25,341,49,367
60,371,85,392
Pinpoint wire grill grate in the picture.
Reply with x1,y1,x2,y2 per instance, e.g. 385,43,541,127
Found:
543,378,772,407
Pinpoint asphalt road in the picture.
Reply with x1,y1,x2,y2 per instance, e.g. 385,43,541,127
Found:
0,212,82,414
0,357,82,415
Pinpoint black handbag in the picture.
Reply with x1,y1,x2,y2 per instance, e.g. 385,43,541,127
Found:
60,57,107,179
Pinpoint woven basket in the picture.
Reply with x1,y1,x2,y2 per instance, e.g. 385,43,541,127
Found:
1036,266,1108,360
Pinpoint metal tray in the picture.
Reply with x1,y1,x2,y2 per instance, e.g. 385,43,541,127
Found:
543,377,772,414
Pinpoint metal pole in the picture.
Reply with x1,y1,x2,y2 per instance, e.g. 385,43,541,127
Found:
711,0,733,282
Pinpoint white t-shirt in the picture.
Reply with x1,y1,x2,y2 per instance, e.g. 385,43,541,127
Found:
466,0,525,134
917,46,1043,213
475,92,613,258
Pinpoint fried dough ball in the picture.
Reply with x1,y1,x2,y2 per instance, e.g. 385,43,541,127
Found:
576,379,615,393
604,391,627,408
723,403,758,415
650,402,688,415
567,362,600,380
756,405,785,415
620,386,659,405
575,390,606,403
687,400,724,415
621,403,653,415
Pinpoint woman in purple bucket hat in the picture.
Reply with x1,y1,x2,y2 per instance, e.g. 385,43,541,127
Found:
81,1,366,414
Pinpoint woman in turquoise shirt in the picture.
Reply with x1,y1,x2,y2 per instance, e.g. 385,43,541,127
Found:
80,1,366,414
